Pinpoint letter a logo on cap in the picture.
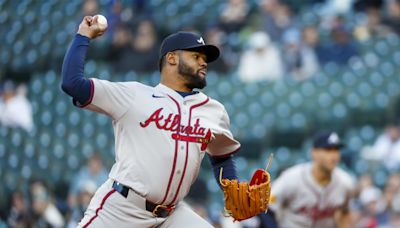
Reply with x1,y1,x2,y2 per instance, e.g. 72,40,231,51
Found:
197,37,205,45
328,133,339,144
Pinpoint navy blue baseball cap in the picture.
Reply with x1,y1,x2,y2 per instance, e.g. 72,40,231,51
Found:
159,31,220,63
313,131,344,149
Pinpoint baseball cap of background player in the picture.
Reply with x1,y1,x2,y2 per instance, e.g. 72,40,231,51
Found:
159,31,220,65
312,131,344,149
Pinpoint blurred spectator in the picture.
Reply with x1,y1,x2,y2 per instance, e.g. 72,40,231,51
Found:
67,181,97,228
321,0,353,15
204,27,237,74
219,0,250,34
7,191,32,228
385,172,400,193
0,81,33,132
354,174,374,198
391,192,400,226
82,0,99,16
351,173,400,226
302,25,321,51
125,0,152,25
106,0,123,39
68,153,108,208
281,28,319,80
362,123,400,171
129,19,159,73
319,17,358,65
303,25,330,65
238,31,284,82
382,0,400,35
353,0,383,12
131,0,149,14
258,0,294,42
383,173,400,216
106,0,153,37
353,2,390,41
107,20,159,73
355,186,389,227
107,23,132,65
30,181,65,228
351,173,372,226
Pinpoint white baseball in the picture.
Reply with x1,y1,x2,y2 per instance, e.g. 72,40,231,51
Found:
95,14,108,31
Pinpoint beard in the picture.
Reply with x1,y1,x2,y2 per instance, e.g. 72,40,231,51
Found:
178,59,207,90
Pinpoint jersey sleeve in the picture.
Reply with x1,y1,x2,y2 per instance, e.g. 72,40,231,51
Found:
89,78,137,120
206,105,240,157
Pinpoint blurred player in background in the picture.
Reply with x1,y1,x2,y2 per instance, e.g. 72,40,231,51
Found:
268,131,355,228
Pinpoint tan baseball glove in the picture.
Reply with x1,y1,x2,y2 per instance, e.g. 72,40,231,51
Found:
219,154,273,222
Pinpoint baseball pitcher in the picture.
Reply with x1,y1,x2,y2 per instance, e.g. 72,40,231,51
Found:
61,16,271,227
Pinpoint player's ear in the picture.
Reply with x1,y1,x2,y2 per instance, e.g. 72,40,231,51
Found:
166,52,177,65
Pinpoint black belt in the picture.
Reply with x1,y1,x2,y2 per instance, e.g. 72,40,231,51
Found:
112,181,175,218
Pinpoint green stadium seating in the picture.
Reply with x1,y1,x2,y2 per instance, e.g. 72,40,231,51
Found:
2,0,400,215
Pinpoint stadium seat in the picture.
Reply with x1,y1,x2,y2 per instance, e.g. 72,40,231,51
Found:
51,140,66,160
374,40,391,57
373,168,389,188
3,170,20,192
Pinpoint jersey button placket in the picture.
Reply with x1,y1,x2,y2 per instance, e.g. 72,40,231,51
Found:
183,101,187,115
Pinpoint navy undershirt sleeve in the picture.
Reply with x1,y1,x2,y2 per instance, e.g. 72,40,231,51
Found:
61,34,93,106
208,154,238,188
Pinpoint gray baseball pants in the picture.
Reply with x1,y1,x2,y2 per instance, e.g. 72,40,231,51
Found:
78,179,213,227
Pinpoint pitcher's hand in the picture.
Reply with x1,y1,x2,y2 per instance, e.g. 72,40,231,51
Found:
77,16,106,39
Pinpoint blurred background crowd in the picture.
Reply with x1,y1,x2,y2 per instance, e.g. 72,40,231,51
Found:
1,0,400,227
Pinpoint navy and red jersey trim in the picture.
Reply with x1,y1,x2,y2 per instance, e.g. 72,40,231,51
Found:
73,79,94,108
79,79,95,108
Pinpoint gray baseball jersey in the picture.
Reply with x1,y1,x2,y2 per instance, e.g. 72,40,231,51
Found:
270,163,354,228
87,79,240,205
